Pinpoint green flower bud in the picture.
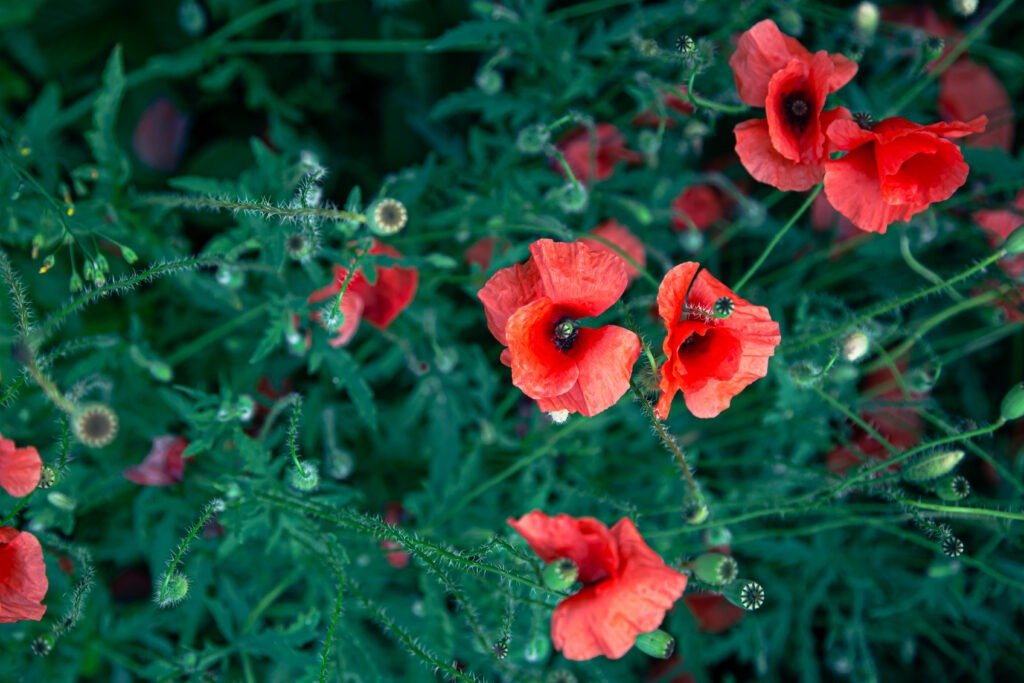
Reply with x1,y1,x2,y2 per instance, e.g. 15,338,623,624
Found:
691,552,738,585
702,526,732,548
69,272,83,293
841,330,870,362
121,246,139,264
902,449,964,482
789,360,821,386
542,558,578,591
288,462,320,492
854,2,880,36
724,579,765,611
1000,382,1024,421
556,183,588,214
158,572,190,607
47,491,76,511
524,632,551,663
934,474,971,501
923,37,945,63
634,629,675,659
684,499,710,525
1003,225,1024,255
516,124,551,155
476,67,503,95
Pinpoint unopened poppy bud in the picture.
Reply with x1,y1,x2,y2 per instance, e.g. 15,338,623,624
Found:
516,124,550,154
556,183,588,214
789,360,820,386
47,491,76,512
905,364,940,393
713,297,734,319
923,37,945,63
285,231,315,261
288,462,320,492
703,526,732,548
684,499,710,525
159,572,190,607
636,38,659,57
680,228,704,253
637,130,660,157
724,579,765,611
634,629,675,659
368,198,408,236
841,330,870,362
39,254,55,274
524,632,551,662
999,382,1024,421
935,474,971,501
691,552,739,585
476,66,503,95
952,0,978,17
216,266,245,289
854,2,879,36
927,558,961,577
31,634,55,656
325,447,355,480
903,449,964,482
69,272,83,293
39,465,58,489
542,558,578,591
1003,225,1024,255
73,402,119,448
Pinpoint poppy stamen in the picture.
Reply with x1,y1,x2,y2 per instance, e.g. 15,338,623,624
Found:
553,317,579,351
784,94,811,129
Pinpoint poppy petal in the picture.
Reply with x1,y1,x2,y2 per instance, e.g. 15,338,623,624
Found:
824,146,917,234
506,298,580,399
735,118,823,191
535,326,640,417
478,260,542,345
729,19,812,106
0,527,48,623
530,239,629,317
507,511,619,583
360,243,419,329
0,438,42,498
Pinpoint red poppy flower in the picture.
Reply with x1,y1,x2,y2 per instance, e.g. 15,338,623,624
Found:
132,97,190,173
824,115,987,234
556,124,642,185
656,264,780,420
381,502,410,569
973,191,1024,279
508,511,688,661
0,526,48,623
478,239,641,417
0,435,42,498
124,436,189,486
940,61,1014,152
684,593,745,633
308,240,418,347
729,19,857,191
584,220,647,282
672,185,726,232
633,85,695,128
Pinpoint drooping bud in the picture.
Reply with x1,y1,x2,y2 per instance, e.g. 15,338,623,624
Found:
542,558,578,591
724,579,765,611
684,498,710,525
121,246,139,264
854,2,880,37
634,629,675,659
934,475,971,501
691,552,739,585
158,572,190,607
788,360,821,386
516,124,550,155
556,183,588,214
841,331,870,362
72,403,119,448
702,526,732,548
325,447,355,480
368,198,408,236
47,492,76,512
288,462,320,492
902,449,964,482
1000,382,1024,421
524,632,551,663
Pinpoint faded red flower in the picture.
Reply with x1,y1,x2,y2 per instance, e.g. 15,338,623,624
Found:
730,19,857,191
0,526,48,623
684,593,745,633
633,85,695,128
124,436,189,486
656,264,780,420
583,220,647,281
940,60,1014,152
824,115,987,234
133,97,190,173
0,434,42,498
672,185,726,232
973,191,1024,280
508,511,688,661
478,239,641,417
381,502,410,569
308,240,418,347
556,124,642,184
465,236,510,272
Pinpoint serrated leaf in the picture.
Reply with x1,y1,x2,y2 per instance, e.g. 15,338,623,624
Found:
85,45,128,187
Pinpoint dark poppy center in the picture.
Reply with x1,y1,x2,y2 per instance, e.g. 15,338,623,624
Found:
784,94,811,129
552,317,579,352
83,412,114,440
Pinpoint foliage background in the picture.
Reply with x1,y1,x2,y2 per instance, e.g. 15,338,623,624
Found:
2,0,1024,681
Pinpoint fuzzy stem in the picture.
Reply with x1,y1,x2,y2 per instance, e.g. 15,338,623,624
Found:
629,380,702,500
686,71,749,114
734,184,822,293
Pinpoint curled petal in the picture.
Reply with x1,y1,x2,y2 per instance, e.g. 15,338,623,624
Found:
478,260,542,345
729,19,812,106
734,119,823,191
506,298,579,399
0,527,48,624
507,511,618,583
824,146,917,234
0,437,42,498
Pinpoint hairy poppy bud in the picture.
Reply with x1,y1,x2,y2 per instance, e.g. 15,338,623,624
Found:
854,2,879,37
516,124,550,155
635,629,675,659
47,491,76,511
691,552,739,585
724,579,765,611
73,402,119,448
158,572,190,607
288,462,320,492
952,0,978,17
542,558,578,591
903,449,964,482
476,66,503,95
1000,382,1024,421
685,499,710,525
547,409,570,424
935,475,971,501
703,526,732,548
1003,225,1024,255
556,183,588,214
524,632,551,663
368,198,408,236
841,331,870,362
285,231,316,261
789,360,820,386
215,266,244,289
325,447,354,480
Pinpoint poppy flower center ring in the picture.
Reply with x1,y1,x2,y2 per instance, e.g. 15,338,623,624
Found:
553,317,580,352
785,95,810,126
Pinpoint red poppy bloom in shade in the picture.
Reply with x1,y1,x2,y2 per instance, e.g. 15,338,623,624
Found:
308,240,418,347
584,220,647,282
824,115,987,234
633,85,695,128
0,526,48,623
655,264,780,420
973,191,1024,280
124,436,189,486
508,511,688,661
940,61,1014,152
0,435,42,498
381,502,410,569
556,124,642,185
729,19,857,191
132,97,190,173
684,593,745,633
478,239,641,417
672,185,726,232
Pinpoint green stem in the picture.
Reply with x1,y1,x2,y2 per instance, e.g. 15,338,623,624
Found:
629,380,702,499
686,71,749,114
139,194,365,223
734,185,822,292
896,499,1024,522
165,301,272,366
899,231,964,301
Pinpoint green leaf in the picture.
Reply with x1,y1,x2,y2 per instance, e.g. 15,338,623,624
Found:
84,45,128,187
323,350,378,431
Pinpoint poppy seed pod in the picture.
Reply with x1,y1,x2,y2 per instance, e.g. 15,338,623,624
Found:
692,552,739,585
31,634,54,656
72,403,119,448
542,558,579,591
999,383,1024,421
902,449,964,482
935,475,971,501
724,579,765,610
368,198,408,236
634,629,675,659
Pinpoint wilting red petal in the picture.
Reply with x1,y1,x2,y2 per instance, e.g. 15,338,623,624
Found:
535,326,641,417
556,124,641,184
358,243,418,329
0,527,48,623
940,60,1014,151
584,220,646,281
506,298,581,399
672,185,726,231
124,436,189,487
478,260,542,345
530,239,629,318
0,436,42,498
734,118,823,191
